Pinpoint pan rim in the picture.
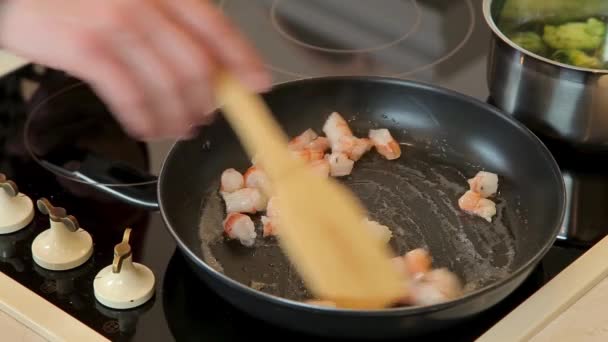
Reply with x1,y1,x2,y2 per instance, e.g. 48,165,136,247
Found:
157,75,566,316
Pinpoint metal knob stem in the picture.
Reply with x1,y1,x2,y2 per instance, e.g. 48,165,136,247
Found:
37,198,79,232
112,228,133,274
0,173,18,197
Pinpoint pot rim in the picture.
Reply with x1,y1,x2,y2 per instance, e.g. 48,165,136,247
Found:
482,0,608,75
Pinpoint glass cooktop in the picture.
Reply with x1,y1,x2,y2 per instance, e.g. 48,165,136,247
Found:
0,0,602,341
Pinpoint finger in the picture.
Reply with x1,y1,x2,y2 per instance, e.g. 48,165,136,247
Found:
131,1,217,125
163,0,272,92
98,1,194,139
63,28,156,140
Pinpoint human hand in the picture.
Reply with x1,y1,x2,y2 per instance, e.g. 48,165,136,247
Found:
0,0,272,140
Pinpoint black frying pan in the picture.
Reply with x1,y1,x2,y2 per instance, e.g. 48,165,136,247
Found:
96,77,565,338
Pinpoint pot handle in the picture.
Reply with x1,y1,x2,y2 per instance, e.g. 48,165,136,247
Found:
39,154,160,211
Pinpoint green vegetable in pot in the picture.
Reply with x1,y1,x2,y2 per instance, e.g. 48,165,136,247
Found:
552,49,602,68
508,32,547,55
499,0,608,30
543,18,606,50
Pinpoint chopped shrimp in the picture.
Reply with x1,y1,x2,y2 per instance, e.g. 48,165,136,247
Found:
467,171,499,198
392,248,432,278
369,128,401,160
223,213,257,247
244,166,270,191
331,136,373,161
409,268,463,306
222,188,267,214
309,159,330,178
263,197,281,237
362,218,392,244
307,137,330,152
327,152,354,177
261,215,277,237
290,148,325,163
404,248,432,276
349,138,373,161
331,135,357,155
475,198,497,222
323,112,353,147
458,190,481,211
220,168,244,193
288,129,318,151
266,196,280,219
458,190,497,222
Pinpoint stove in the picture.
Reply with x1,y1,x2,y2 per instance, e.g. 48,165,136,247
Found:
0,0,602,341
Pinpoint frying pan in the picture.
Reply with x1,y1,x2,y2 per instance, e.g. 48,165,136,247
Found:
85,76,565,338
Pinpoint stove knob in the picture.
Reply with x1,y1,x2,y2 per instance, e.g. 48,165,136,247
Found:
31,198,93,271
94,228,155,309
0,173,34,234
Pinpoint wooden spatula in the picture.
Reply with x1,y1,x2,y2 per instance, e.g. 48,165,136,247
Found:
214,73,405,309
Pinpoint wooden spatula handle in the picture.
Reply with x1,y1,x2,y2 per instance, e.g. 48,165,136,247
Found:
214,72,298,181
213,72,405,309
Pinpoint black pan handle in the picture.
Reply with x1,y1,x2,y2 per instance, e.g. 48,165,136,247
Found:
40,154,160,211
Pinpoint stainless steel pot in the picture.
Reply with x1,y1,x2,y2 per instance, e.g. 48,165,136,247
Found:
483,0,608,148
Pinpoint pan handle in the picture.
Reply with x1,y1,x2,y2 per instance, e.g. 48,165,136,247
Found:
40,154,160,211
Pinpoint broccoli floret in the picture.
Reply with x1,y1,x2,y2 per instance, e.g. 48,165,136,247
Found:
543,18,606,50
552,49,602,68
508,31,547,55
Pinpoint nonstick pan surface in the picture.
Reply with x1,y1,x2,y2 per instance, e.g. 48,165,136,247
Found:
157,77,565,338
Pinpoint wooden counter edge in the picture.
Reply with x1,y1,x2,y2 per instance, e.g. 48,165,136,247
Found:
0,272,109,342
476,235,608,342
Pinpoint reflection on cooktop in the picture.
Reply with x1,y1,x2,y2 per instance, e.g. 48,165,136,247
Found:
22,72,153,188
217,0,475,78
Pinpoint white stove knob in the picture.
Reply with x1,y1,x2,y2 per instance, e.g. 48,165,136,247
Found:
0,173,34,234
31,198,93,271
94,228,155,310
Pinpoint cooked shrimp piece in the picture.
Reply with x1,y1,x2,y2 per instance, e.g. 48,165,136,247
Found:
467,171,499,198
458,190,497,222
331,136,373,161
261,215,277,237
409,268,463,306
404,248,432,276
307,136,330,152
323,112,353,146
349,138,373,161
220,168,244,193
266,196,280,218
223,213,257,247
458,190,481,211
327,152,355,177
262,197,281,237
362,217,393,244
331,135,356,155
244,166,270,191
288,128,318,151
369,128,401,160
290,148,325,163
309,159,330,178
475,198,497,222
222,188,267,214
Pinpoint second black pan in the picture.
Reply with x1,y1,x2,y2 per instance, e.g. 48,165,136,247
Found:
94,77,566,338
